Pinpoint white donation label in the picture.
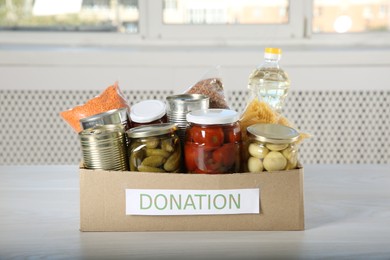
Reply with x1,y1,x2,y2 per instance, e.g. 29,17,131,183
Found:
125,189,260,216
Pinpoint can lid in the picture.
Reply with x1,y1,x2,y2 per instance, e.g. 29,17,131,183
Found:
127,123,177,138
79,124,125,142
186,109,239,125
130,100,166,123
80,107,128,123
166,94,209,104
247,124,299,144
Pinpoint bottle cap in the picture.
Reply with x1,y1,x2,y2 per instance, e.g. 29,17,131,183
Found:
264,47,282,60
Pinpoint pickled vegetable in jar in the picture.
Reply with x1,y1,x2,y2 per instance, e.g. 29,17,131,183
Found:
185,109,241,174
126,123,181,173
246,124,299,172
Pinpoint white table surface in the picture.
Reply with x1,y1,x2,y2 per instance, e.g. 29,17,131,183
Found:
0,165,389,259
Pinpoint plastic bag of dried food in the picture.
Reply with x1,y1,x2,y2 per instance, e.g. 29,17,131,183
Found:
60,82,130,133
240,98,310,144
185,67,230,109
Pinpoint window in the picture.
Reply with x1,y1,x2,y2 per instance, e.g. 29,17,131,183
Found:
0,0,139,33
0,0,301,41
312,0,390,34
1,0,390,45
162,0,289,25
150,0,302,40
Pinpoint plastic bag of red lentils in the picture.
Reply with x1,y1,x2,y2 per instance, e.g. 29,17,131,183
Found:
185,66,230,109
60,82,130,133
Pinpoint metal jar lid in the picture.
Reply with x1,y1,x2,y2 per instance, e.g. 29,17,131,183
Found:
79,107,128,130
247,124,299,144
127,123,178,139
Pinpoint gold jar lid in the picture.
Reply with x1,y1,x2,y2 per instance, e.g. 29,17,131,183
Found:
126,123,178,138
247,124,299,144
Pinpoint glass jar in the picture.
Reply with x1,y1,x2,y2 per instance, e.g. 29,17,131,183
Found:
246,124,299,172
126,123,181,173
130,100,167,128
185,109,241,174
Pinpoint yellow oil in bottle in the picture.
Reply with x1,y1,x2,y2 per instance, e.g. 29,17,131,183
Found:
248,48,290,113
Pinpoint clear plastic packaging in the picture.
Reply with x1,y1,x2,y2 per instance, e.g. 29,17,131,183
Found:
185,67,229,109
60,82,130,133
239,96,310,144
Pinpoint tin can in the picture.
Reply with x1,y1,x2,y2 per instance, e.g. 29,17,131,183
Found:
80,107,130,131
79,124,129,171
166,94,209,144
130,100,168,128
246,124,299,172
127,123,182,173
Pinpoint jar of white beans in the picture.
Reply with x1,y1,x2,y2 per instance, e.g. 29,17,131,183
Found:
246,124,300,172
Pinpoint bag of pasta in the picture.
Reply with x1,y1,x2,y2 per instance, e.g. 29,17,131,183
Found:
240,98,310,144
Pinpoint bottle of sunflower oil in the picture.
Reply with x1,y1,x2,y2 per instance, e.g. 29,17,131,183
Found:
247,47,290,113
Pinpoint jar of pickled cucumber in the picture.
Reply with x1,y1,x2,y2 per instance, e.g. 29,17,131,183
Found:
185,109,241,174
126,123,182,173
246,124,299,172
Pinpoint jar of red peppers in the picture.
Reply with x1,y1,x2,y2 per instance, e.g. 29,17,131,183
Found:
185,109,241,174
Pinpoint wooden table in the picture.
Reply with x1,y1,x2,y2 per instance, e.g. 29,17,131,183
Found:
0,165,389,259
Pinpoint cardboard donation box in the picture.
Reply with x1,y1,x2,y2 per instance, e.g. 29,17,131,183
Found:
79,166,304,232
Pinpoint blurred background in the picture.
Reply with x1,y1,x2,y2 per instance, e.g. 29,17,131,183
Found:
0,0,389,165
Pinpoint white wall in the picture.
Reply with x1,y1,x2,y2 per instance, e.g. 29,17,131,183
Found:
1,44,390,92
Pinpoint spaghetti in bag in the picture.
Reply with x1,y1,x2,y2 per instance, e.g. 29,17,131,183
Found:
240,99,310,143
60,82,130,133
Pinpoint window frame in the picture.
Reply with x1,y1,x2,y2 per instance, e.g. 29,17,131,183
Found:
0,0,390,47
0,0,148,46
148,0,304,40
0,0,306,46
306,0,390,46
